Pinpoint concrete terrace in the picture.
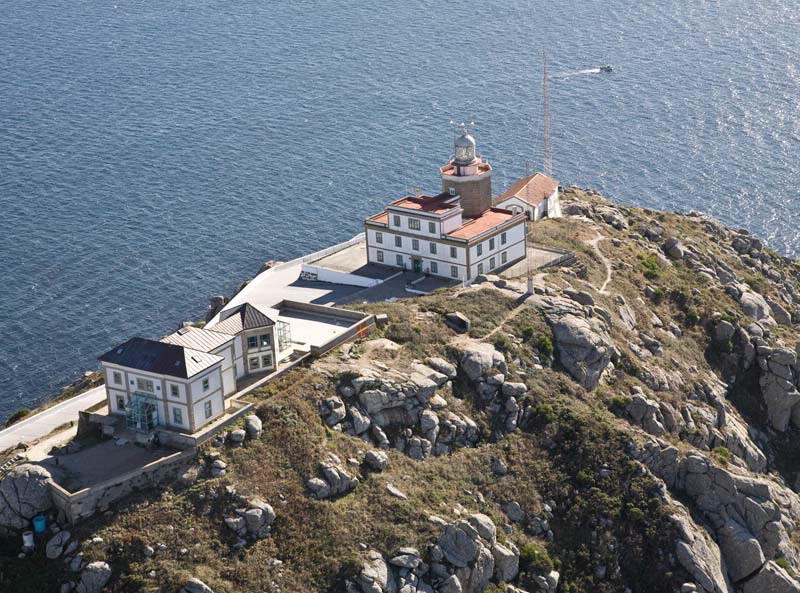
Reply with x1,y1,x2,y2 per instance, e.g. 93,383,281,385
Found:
308,241,397,280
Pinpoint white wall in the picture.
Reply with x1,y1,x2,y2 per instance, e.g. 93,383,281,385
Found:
192,392,224,428
367,243,467,280
469,221,526,278
300,263,381,288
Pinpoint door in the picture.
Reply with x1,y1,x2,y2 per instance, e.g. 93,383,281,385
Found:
413,259,422,273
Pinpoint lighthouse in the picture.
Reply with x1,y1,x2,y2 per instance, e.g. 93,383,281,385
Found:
439,128,493,219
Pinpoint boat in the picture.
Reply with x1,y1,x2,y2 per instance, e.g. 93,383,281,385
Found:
600,65,613,73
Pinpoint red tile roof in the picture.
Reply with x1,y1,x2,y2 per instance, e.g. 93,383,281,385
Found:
447,208,519,240
390,192,459,214
497,173,558,207
367,212,389,225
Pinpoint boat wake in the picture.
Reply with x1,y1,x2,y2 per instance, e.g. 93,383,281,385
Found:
555,66,611,79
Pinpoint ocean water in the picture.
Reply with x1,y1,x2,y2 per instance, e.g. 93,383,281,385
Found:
0,0,798,421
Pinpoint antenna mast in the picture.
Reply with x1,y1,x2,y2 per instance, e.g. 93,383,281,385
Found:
542,50,552,177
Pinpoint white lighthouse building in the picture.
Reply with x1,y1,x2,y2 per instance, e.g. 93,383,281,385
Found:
363,130,528,282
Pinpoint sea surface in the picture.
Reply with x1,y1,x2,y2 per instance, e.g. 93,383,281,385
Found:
1,0,798,422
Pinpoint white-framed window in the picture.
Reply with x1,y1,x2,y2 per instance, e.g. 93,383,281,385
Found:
412,239,419,251
116,396,125,411
409,218,420,230
428,222,436,233
393,215,401,227
249,356,260,369
431,261,438,274
136,378,155,393
450,265,458,278
489,238,495,250
112,371,122,385
377,250,384,262
172,407,183,425
376,232,383,244
501,232,507,245
262,354,273,368
450,246,457,258
477,244,483,256
395,236,402,248
448,187,456,196
490,257,496,269
204,400,213,419
396,254,404,266
501,251,507,264
430,242,437,254
247,335,259,350
202,378,209,391
170,384,179,398
478,263,484,275
259,334,271,348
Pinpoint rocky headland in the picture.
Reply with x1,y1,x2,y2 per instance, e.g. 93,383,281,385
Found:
4,187,800,593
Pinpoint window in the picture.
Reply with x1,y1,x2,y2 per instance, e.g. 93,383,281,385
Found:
112,371,122,385
262,354,273,368
396,254,404,266
450,246,457,258
247,336,258,350
409,218,420,230
430,261,438,274
412,239,419,251
170,384,179,398
204,400,213,419
376,232,383,244
448,187,456,196
501,251,507,264
428,222,436,233
202,378,209,391
489,238,495,250
136,378,154,393
249,356,260,369
501,232,507,245
395,236,402,248
172,407,183,425
393,215,401,227
490,257,496,269
478,263,484,275
116,396,125,411
377,250,384,262
259,333,271,348
429,242,437,254
450,266,458,278
477,244,483,256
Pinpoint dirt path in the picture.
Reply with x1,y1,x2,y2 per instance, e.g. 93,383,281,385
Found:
587,232,613,294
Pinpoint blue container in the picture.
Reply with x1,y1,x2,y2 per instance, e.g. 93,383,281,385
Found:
32,515,46,533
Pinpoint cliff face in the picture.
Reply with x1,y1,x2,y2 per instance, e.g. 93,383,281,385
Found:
5,189,800,593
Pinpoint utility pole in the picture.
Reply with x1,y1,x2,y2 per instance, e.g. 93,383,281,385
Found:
543,49,552,178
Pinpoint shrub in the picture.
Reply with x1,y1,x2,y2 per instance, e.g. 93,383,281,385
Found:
531,403,556,423
6,408,30,427
776,557,795,577
519,542,553,574
713,446,731,466
637,253,661,280
522,326,535,341
685,307,700,326
650,287,666,304
609,396,630,417
535,334,554,358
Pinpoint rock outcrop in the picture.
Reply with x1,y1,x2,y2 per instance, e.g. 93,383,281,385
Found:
0,464,53,530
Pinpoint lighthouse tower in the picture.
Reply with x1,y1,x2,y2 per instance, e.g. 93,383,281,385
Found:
439,128,493,219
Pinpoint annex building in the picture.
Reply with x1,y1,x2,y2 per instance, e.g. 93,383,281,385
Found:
494,172,561,221
364,130,528,281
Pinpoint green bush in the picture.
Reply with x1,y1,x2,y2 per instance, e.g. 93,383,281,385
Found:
637,253,662,280
685,307,700,326
650,287,666,304
531,403,556,423
519,542,553,574
522,326,535,340
535,334,554,358
776,557,795,577
609,396,630,417
6,408,30,427
713,446,731,466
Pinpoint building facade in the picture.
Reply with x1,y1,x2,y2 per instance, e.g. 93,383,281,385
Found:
494,172,561,221
99,337,228,434
364,130,527,281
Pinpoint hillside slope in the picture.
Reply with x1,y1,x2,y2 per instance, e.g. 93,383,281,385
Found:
4,188,800,593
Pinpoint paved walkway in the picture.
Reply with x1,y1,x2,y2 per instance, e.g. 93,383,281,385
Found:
0,385,107,452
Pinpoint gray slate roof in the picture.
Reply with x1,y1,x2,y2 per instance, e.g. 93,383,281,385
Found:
98,337,222,379
210,302,275,335
161,326,234,353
